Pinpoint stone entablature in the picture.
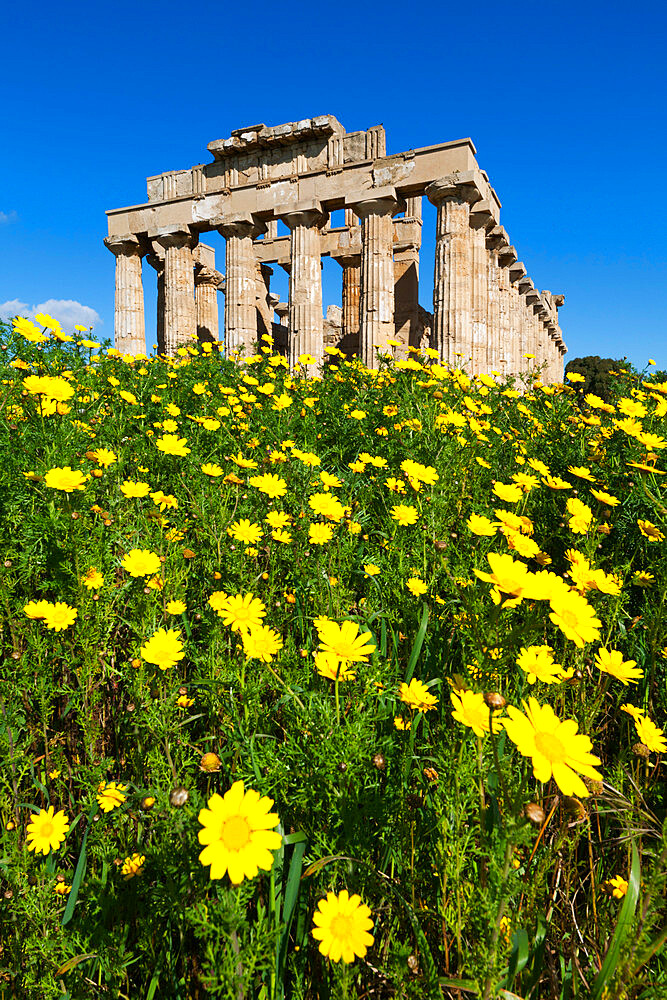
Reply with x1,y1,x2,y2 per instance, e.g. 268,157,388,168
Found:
105,116,565,379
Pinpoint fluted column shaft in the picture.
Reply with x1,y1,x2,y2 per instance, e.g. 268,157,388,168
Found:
146,252,165,354
195,267,220,343
486,249,501,371
354,195,399,367
498,263,513,374
341,261,361,338
154,231,197,356
106,237,146,355
471,223,488,374
283,208,325,367
431,197,473,365
218,219,258,357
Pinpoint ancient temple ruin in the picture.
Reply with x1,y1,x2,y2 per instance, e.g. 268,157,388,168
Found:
105,116,566,379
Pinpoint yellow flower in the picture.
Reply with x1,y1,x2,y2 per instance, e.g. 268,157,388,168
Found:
566,497,593,534
451,689,503,736
317,620,376,664
26,807,70,855
53,882,71,895
399,678,438,712
150,490,178,512
315,651,357,681
637,519,664,541
542,474,572,491
517,645,565,685
242,625,284,662
166,599,186,614
97,781,128,813
266,510,291,529
122,853,146,879
44,466,88,492
307,492,345,522
82,568,104,590
140,628,185,670
549,591,601,647
309,523,334,545
228,519,263,545
320,471,342,488
230,452,258,469
201,463,224,477
634,716,666,753
492,482,523,503
42,602,78,632
24,599,51,620
121,548,162,578
605,876,628,899
393,716,411,730
406,578,427,597
208,590,228,612
474,552,531,601
363,564,380,577
595,648,642,685
90,448,117,467
590,488,619,507
312,890,374,964
120,480,151,498
156,434,191,456
197,781,282,883
271,528,292,544
177,693,194,708
467,513,498,536
390,504,418,526
568,465,596,482
503,697,602,796
248,473,287,499
218,593,266,632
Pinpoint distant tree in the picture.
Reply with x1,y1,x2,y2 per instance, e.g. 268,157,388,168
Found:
564,355,627,401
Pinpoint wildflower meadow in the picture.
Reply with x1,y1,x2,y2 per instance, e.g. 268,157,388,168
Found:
0,314,666,999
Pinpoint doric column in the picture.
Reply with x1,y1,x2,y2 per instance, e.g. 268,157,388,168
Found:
256,263,273,340
217,215,262,358
146,248,165,354
469,201,495,374
104,235,146,355
194,266,222,343
280,202,326,368
348,188,402,367
339,253,361,355
426,172,486,367
526,285,541,373
152,228,198,356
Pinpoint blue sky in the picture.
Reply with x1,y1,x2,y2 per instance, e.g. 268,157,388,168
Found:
1,0,666,369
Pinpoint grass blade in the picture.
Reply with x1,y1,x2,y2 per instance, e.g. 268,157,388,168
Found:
590,838,641,1000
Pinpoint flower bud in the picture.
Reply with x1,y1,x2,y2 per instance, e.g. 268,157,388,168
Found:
524,802,546,825
632,742,650,759
200,752,221,773
372,753,387,772
142,796,156,810
169,787,189,808
484,692,506,711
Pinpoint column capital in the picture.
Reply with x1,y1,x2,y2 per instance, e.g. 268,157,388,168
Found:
194,264,225,290
215,213,265,240
553,294,565,309
105,234,144,257
508,261,526,283
146,251,164,273
498,244,518,267
469,199,499,231
151,227,198,251
486,225,510,251
517,275,534,295
345,186,404,218
277,200,327,230
526,287,541,305
426,169,487,207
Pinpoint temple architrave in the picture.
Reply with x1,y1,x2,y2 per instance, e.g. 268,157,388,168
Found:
105,116,566,379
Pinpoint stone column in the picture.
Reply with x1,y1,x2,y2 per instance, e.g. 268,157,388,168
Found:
152,229,198,356
339,253,361,356
217,215,262,358
280,203,326,367
526,286,541,374
349,188,402,367
146,249,165,354
256,263,273,340
105,235,146,355
469,201,495,374
194,266,222,343
426,173,485,367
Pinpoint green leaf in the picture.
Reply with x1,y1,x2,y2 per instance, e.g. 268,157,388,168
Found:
406,604,429,682
276,833,307,995
590,838,641,1000
61,805,97,927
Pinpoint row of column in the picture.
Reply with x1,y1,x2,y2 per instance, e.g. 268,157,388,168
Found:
107,185,564,379
426,172,565,381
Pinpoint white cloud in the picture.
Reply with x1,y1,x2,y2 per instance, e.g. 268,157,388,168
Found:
0,298,102,330
0,211,18,224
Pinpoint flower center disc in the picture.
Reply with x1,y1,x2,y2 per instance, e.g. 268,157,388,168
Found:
534,731,565,762
221,815,251,851
41,822,54,837
330,914,353,940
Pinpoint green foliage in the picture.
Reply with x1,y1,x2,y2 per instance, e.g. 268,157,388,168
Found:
0,320,665,998
564,354,627,401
